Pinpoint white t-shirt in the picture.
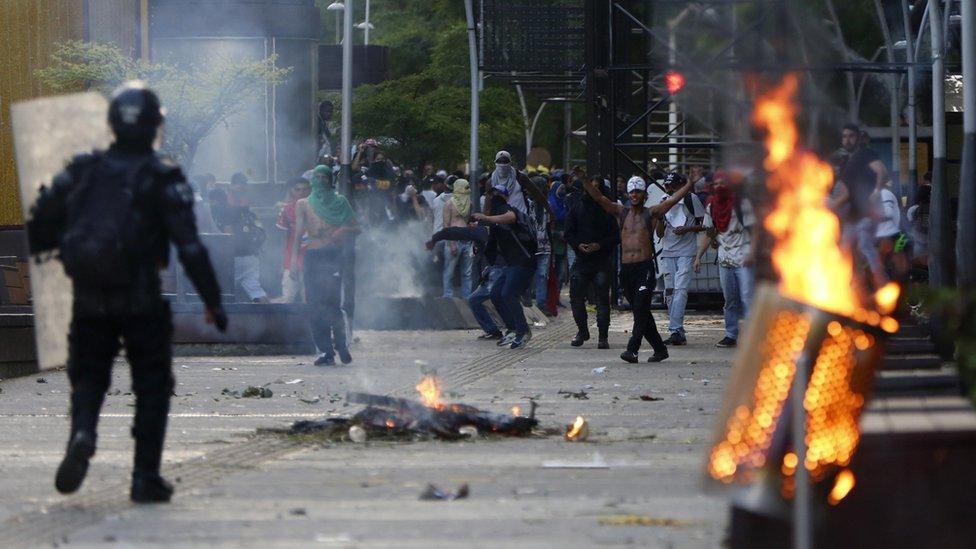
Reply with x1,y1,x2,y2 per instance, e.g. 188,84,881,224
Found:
660,193,706,258
875,188,901,238
704,198,755,268
431,192,451,233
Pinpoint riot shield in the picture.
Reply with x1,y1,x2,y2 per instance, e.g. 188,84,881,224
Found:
12,92,112,370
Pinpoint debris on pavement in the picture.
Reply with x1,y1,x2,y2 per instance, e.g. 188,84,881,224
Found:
284,379,304,385
637,395,663,401
348,425,367,443
299,396,321,404
458,425,478,438
211,367,238,371
558,389,589,400
419,483,470,501
222,386,273,399
592,367,607,374
288,508,307,516
597,515,693,527
36,378,47,384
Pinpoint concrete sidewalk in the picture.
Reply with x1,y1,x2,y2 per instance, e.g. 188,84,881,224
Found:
0,312,733,547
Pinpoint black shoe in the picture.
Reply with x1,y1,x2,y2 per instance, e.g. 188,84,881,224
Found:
55,431,95,494
510,333,529,349
478,331,503,340
647,351,669,363
131,473,174,503
597,339,609,349
314,354,336,366
336,347,353,365
620,351,639,363
497,331,516,346
716,337,737,348
570,331,590,347
665,332,687,346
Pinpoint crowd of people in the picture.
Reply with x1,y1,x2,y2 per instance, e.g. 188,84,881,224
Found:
183,120,930,366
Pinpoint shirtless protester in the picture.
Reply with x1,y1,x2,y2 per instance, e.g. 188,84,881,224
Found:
584,175,694,363
291,165,360,366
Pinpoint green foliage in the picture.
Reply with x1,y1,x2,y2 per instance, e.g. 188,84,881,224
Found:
36,41,291,172
914,286,976,405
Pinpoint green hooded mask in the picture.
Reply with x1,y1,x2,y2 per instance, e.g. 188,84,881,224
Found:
309,165,355,226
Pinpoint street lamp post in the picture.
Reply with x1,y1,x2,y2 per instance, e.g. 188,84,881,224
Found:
464,0,480,211
326,1,344,44
900,0,917,204
340,0,354,196
929,0,950,287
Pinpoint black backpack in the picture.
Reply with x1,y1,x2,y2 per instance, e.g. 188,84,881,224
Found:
60,155,147,287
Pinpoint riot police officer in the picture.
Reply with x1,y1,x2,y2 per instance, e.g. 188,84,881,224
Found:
27,82,227,503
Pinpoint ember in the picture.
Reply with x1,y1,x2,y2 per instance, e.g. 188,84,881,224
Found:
565,416,588,441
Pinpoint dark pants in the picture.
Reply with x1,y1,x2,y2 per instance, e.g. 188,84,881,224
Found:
490,264,534,336
570,260,611,340
619,261,667,355
304,248,348,357
67,308,174,476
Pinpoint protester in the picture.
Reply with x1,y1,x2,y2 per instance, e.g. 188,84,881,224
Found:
291,165,360,366
210,188,268,303
548,177,570,305
694,171,755,348
276,177,312,303
583,175,694,363
228,172,250,207
656,172,706,346
565,175,620,349
906,183,931,268
876,181,908,279
527,176,552,312
441,178,475,298
836,124,891,288
471,185,539,350
28,82,226,503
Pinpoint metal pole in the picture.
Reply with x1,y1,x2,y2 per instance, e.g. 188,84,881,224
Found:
464,0,480,212
335,10,341,45
959,0,976,286
875,0,901,197
364,0,370,46
563,101,572,173
901,0,918,204
791,348,812,549
930,0,950,287
340,0,354,196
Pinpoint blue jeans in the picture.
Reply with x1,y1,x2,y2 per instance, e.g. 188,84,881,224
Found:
718,264,754,340
533,253,551,309
490,264,534,336
467,267,502,334
442,242,474,298
660,256,694,335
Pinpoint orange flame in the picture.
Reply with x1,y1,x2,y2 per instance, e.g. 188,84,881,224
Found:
386,419,396,429
874,282,900,315
828,469,856,505
665,70,686,95
415,375,444,410
754,75,860,316
512,406,521,417
565,416,587,440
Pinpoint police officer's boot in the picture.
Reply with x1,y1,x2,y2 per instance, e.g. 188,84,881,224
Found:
55,390,103,494
130,393,173,503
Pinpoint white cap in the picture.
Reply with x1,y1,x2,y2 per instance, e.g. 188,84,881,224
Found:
626,176,647,193
494,150,512,163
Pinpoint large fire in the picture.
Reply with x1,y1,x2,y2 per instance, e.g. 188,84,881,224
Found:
753,74,861,316
416,375,445,410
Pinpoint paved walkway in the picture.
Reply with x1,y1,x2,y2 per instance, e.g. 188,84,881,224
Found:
0,312,733,547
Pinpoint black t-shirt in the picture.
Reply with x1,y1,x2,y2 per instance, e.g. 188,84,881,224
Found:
492,205,536,268
840,147,880,219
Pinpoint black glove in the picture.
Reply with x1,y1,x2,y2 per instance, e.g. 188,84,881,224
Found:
209,306,229,333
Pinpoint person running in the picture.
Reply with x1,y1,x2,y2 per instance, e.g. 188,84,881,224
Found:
564,175,619,349
583,175,694,363
291,165,360,366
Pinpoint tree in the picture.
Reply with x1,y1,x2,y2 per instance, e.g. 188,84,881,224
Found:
36,41,291,173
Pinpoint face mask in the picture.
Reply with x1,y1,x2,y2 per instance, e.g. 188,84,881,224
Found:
497,165,513,177
490,195,507,215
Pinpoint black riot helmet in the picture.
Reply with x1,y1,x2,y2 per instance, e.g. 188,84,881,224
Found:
108,81,164,146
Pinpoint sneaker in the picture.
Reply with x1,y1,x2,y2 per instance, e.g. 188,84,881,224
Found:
619,351,639,363
716,337,737,348
55,431,96,494
497,331,517,347
571,331,590,347
647,351,669,363
597,339,609,350
478,331,503,340
314,354,336,366
665,332,687,346
510,333,529,349
336,347,353,365
131,473,174,503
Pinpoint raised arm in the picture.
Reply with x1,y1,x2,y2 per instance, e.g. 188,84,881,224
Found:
583,178,623,217
651,178,694,217
472,210,517,225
